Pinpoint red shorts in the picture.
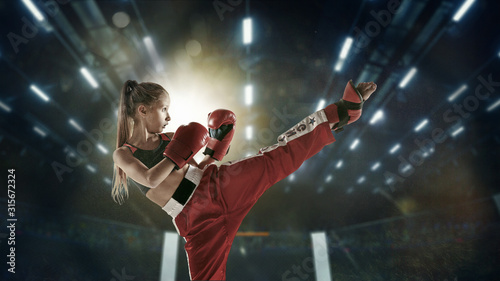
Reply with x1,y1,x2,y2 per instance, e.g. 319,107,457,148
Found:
162,109,336,280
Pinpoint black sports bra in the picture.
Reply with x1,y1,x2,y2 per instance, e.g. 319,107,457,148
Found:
122,133,171,195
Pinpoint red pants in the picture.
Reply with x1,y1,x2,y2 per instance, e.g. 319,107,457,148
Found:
164,109,336,280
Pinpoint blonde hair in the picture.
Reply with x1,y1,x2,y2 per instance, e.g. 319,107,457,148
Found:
112,80,169,204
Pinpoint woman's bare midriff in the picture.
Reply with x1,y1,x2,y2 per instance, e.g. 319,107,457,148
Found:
145,164,189,207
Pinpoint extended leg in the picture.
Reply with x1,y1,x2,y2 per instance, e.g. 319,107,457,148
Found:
218,109,335,215
218,80,377,214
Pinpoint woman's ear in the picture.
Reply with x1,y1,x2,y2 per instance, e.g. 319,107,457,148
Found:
136,104,147,118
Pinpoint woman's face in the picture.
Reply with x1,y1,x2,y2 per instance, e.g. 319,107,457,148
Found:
145,93,171,133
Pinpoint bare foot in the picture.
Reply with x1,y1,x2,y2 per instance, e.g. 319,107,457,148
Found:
356,82,377,101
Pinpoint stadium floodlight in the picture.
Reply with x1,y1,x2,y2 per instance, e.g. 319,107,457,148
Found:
357,176,366,184
339,37,353,59
414,119,429,132
33,126,47,137
325,174,333,183
336,160,343,169
316,99,326,112
386,177,394,185
334,37,353,72
289,173,295,182
103,177,112,185
334,60,344,72
143,36,164,72
389,143,401,154
97,143,109,154
371,162,381,171
80,67,99,88
448,84,468,102
243,18,252,44
245,85,253,106
451,126,464,137
69,119,84,132
0,101,12,113
86,164,97,173
22,0,45,22
246,126,253,140
350,138,360,150
369,110,384,125
452,0,476,22
401,164,412,173
30,85,50,102
399,67,417,88
486,99,500,112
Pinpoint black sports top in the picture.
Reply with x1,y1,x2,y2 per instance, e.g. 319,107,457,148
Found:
122,133,171,195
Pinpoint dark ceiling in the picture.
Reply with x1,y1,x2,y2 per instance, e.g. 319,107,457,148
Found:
0,0,499,234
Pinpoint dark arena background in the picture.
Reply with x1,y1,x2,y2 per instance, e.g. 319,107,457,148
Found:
1,0,500,280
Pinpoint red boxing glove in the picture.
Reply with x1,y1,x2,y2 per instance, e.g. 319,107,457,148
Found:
203,109,236,161
164,122,209,168
324,80,364,132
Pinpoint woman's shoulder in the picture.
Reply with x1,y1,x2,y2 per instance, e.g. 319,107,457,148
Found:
113,145,136,160
163,132,174,140
113,146,130,157
114,146,130,153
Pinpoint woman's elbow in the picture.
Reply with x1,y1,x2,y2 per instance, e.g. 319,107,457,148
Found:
146,159,175,188
146,174,161,189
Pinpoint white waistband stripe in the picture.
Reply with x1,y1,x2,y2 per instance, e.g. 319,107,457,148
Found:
162,166,204,219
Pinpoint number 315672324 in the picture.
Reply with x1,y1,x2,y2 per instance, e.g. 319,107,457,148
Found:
8,169,15,212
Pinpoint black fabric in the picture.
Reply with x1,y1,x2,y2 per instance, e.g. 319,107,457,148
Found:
203,147,215,157
171,178,196,205
125,134,170,195
332,100,349,132
342,99,363,110
209,124,233,141
332,96,365,133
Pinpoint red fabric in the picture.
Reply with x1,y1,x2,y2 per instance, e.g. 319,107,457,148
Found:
124,133,170,153
347,108,362,125
324,103,340,124
323,81,363,127
343,81,363,125
174,112,336,280
122,143,137,153
342,81,362,103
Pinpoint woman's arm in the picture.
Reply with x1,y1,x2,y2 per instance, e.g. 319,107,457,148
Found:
114,124,208,188
113,147,176,188
188,157,199,168
198,154,215,169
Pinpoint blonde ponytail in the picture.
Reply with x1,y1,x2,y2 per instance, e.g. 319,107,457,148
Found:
111,80,169,204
